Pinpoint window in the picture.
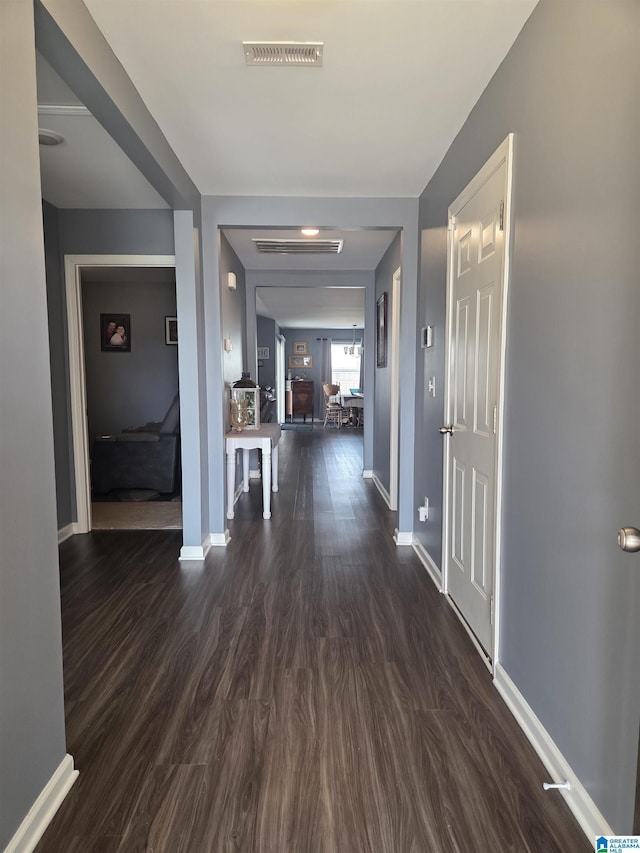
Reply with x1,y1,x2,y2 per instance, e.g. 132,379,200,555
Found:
331,342,361,393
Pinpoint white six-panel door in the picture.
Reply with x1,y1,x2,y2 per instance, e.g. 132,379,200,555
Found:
443,137,512,659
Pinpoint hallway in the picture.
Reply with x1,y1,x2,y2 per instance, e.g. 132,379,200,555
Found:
38,428,587,851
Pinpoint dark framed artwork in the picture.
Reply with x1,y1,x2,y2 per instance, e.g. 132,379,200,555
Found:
165,316,178,345
376,293,387,367
101,314,131,352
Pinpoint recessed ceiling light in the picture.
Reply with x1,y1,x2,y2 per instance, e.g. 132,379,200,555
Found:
38,129,64,146
301,228,319,236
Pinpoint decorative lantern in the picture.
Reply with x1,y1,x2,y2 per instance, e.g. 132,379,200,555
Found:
230,373,260,429
230,397,249,431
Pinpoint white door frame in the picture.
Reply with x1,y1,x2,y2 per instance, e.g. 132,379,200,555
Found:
441,135,514,667
276,334,286,424
64,254,176,533
389,267,401,510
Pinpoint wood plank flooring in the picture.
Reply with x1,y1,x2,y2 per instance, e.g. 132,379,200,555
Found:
37,428,589,852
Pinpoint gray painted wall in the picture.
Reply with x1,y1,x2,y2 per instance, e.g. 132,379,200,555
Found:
44,202,74,528
373,235,401,495
0,4,68,846
256,314,277,392
81,277,178,439
415,0,640,831
58,209,174,256
219,232,246,393
174,208,211,552
218,231,248,493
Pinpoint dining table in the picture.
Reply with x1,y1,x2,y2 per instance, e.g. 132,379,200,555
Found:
340,392,364,427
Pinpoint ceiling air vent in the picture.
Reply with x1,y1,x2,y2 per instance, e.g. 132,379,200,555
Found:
253,239,343,255
243,41,323,67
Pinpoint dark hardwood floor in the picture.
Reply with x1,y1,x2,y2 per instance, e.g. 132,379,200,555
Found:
38,428,589,852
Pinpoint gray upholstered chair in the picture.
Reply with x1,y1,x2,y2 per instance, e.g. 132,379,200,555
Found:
90,394,180,494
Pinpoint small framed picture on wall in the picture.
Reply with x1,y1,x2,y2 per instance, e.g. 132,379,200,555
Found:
165,316,178,345
101,314,131,352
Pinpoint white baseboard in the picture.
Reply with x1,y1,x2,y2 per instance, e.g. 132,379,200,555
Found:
494,662,613,842
57,523,79,544
372,475,391,507
249,469,261,479
362,469,373,479
209,530,231,547
393,529,413,546
5,754,78,853
179,537,212,561
411,536,442,589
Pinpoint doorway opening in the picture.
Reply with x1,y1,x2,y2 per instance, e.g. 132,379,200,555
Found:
64,254,180,533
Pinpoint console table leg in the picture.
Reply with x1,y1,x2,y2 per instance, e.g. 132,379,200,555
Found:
262,448,271,519
242,448,250,492
226,448,236,519
272,445,279,492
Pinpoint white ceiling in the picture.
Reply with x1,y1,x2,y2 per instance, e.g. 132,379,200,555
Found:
82,0,537,198
35,0,537,326
256,286,365,329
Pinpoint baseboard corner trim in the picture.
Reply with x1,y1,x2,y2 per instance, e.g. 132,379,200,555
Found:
361,469,373,479
411,537,442,589
372,475,392,508
5,753,78,853
57,523,79,544
493,662,613,842
179,538,211,561
209,530,231,547
393,529,413,546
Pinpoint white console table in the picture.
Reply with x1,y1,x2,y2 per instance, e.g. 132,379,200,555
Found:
225,423,281,519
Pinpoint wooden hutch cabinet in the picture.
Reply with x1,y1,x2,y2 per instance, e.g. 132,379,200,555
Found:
286,380,314,423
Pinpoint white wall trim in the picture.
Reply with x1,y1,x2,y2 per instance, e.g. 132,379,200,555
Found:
361,469,373,479
372,474,391,507
494,663,613,842
209,530,231,547
249,469,261,479
5,754,78,853
389,267,401,510
411,536,442,589
393,529,413,546
57,523,79,544
179,538,212,561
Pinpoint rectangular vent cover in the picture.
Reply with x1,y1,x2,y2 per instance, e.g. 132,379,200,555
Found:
243,42,323,66
253,239,343,255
